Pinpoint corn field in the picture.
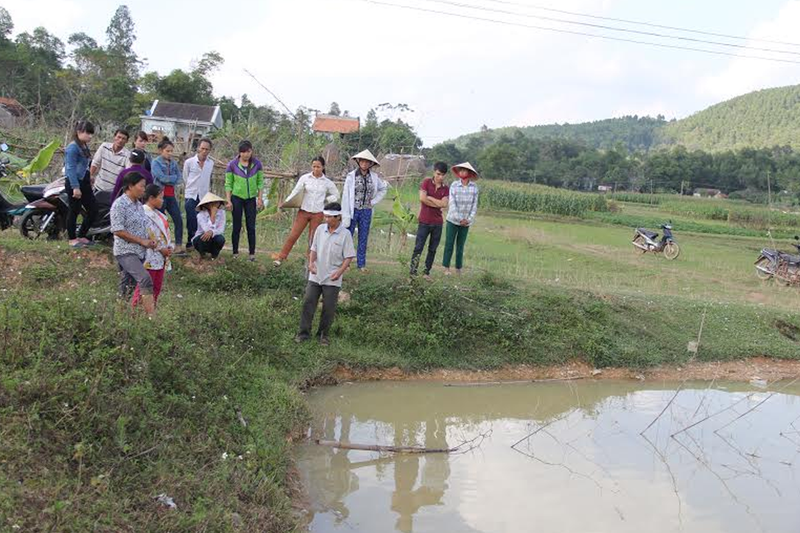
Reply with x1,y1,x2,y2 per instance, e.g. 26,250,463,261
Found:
480,181,609,217
659,199,800,229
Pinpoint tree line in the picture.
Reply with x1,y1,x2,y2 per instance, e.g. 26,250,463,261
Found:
0,5,420,157
424,130,800,202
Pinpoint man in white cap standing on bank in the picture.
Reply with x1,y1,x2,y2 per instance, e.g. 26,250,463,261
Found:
295,202,356,346
341,149,388,271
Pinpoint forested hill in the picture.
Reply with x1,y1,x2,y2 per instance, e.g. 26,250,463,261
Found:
452,116,669,152
449,84,800,153
661,85,800,151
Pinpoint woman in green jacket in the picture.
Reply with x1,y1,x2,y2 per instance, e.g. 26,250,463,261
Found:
224,140,264,261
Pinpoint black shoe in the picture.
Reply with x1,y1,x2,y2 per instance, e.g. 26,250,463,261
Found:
294,334,310,343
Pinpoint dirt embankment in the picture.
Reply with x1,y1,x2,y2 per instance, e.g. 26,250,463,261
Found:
327,357,800,385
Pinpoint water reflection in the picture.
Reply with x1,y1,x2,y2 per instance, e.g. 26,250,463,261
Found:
297,380,800,533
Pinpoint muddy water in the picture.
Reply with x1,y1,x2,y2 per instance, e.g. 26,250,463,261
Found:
297,380,800,533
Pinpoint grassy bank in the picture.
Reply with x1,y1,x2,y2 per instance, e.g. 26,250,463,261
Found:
2,217,800,530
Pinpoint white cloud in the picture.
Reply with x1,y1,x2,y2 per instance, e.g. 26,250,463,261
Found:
4,0,86,37
697,0,800,101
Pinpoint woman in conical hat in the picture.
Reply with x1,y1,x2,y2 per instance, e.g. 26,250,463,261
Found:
340,149,388,271
442,162,480,275
192,192,227,259
451,162,479,179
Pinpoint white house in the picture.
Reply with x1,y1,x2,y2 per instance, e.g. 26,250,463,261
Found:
139,100,223,144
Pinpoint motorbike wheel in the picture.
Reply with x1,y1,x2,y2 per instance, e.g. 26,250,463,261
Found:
754,257,774,281
663,242,681,260
632,235,647,254
19,210,45,240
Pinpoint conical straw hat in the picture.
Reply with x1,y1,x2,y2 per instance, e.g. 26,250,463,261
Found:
452,162,479,179
196,192,226,211
351,149,380,167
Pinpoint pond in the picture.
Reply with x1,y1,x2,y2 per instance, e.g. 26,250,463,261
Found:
297,379,800,533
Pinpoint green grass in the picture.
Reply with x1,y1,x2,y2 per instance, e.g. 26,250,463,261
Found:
2,195,800,531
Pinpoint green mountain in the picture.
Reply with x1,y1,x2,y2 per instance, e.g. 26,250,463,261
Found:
661,84,800,151
452,116,669,152
448,84,800,153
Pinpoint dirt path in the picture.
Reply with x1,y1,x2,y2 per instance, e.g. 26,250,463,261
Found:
328,357,800,385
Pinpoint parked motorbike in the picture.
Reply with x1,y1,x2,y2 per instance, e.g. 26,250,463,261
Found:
754,236,800,285
19,177,112,241
632,223,680,260
0,145,47,230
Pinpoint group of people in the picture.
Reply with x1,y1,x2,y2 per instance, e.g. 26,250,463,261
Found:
64,120,481,339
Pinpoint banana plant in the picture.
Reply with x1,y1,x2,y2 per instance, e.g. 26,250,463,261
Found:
20,139,59,180
391,186,417,250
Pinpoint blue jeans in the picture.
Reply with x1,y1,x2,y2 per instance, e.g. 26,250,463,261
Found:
160,196,183,246
185,196,200,248
347,208,372,269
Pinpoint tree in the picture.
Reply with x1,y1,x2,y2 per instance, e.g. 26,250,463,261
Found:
0,7,13,40
425,143,464,166
139,51,223,107
193,51,223,77
328,102,341,116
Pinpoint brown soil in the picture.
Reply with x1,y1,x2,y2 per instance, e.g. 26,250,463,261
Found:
327,357,800,385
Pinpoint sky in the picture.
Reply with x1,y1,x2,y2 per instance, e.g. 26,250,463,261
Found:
5,0,800,146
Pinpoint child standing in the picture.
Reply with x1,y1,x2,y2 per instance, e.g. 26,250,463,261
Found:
151,137,184,253
133,184,173,308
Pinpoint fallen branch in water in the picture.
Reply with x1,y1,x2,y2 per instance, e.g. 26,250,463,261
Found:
315,440,453,454
314,429,492,455
444,376,585,388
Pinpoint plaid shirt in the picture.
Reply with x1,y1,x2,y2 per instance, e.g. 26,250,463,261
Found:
446,180,479,226
110,194,148,258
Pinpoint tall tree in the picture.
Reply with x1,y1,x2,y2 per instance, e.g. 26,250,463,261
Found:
0,7,14,40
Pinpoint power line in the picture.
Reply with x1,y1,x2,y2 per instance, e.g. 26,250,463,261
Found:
481,0,800,49
423,0,800,57
361,0,800,65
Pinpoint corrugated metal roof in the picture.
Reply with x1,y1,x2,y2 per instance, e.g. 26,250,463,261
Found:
151,101,218,123
313,114,360,134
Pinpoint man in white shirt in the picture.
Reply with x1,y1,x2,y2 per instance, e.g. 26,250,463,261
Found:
183,138,215,250
91,129,131,193
295,202,356,346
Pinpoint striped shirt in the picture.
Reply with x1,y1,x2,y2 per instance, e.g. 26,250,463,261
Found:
92,142,131,193
446,180,479,226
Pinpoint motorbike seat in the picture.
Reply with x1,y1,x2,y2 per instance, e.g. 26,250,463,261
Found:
638,229,658,239
21,185,45,201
